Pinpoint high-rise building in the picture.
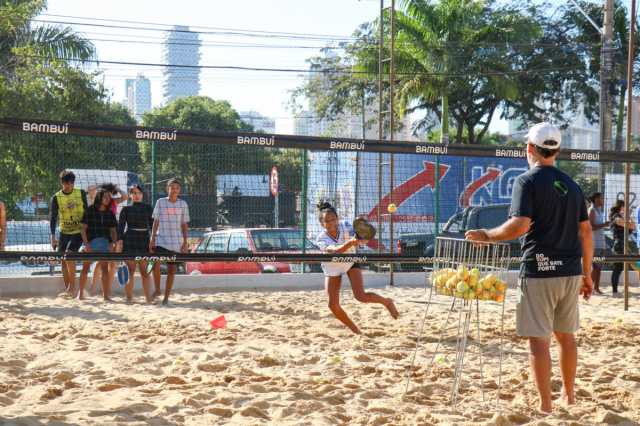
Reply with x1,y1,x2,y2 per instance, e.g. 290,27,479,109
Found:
125,75,151,122
162,26,201,104
239,111,276,133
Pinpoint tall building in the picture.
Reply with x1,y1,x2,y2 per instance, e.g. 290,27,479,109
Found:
125,75,151,122
162,26,201,104
239,111,276,133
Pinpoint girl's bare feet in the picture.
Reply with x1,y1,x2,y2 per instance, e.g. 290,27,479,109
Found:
384,298,399,319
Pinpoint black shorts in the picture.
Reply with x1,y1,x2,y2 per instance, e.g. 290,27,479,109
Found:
58,233,83,252
123,230,150,253
349,263,361,271
154,246,181,265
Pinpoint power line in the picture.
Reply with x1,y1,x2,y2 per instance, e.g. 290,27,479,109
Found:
40,13,360,39
79,35,600,52
31,19,357,42
86,37,342,50
33,18,602,49
21,54,582,78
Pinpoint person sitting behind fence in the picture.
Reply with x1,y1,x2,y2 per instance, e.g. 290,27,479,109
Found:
315,201,398,335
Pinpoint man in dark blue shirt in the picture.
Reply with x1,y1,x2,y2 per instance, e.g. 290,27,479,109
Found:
466,122,593,413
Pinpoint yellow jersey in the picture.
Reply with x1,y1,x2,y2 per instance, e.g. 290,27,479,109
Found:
54,189,85,234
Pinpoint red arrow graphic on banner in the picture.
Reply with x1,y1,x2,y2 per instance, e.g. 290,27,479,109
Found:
367,161,450,221
459,167,501,208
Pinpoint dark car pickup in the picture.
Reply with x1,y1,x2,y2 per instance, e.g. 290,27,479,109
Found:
398,204,519,270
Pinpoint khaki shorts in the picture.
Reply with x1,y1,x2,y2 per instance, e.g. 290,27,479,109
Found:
516,275,582,337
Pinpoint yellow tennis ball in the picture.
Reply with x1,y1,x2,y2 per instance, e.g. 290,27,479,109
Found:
387,203,397,213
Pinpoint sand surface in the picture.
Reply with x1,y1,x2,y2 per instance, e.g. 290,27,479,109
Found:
0,283,639,425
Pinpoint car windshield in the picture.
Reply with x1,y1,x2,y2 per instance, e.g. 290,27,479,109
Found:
6,222,50,245
250,229,318,251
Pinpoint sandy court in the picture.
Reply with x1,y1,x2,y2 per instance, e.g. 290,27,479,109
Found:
0,283,639,425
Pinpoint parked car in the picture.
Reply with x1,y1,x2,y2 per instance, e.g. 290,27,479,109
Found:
186,228,321,274
5,221,52,266
397,204,518,270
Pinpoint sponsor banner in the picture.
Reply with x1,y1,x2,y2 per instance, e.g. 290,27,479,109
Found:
0,118,637,162
0,251,636,264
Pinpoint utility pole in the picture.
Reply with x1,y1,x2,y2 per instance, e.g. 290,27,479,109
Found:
600,0,614,153
378,0,396,286
623,0,636,312
569,0,613,189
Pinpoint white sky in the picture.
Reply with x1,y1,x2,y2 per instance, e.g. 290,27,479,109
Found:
42,0,508,134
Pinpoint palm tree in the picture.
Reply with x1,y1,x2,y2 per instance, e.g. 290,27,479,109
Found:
391,0,541,144
0,0,95,76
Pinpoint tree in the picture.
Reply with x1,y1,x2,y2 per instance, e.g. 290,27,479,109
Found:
142,97,307,227
558,0,640,156
0,0,96,77
0,52,137,219
292,0,600,144
140,96,260,195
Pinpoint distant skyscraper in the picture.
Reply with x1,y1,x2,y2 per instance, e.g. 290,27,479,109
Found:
239,111,276,133
162,25,201,104
125,75,151,122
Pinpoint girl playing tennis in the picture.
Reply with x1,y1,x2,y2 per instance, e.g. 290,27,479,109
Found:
315,201,399,334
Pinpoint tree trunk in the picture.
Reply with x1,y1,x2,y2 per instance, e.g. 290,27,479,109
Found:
441,95,449,144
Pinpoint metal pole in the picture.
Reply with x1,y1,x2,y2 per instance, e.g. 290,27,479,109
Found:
274,192,279,227
151,141,157,204
377,0,384,255
301,149,308,257
354,87,365,217
389,0,395,286
435,157,440,236
599,0,614,189
623,0,635,311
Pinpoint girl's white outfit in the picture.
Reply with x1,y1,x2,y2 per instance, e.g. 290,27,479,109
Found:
315,220,356,277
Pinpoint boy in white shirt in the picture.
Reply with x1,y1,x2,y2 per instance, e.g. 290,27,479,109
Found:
150,178,190,305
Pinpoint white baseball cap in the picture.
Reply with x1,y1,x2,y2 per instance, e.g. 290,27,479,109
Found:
527,122,561,150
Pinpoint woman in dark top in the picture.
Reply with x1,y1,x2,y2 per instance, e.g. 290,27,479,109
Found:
78,188,117,300
116,185,153,303
609,199,636,294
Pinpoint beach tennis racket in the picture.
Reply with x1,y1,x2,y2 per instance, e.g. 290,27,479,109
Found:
353,217,376,240
117,263,129,287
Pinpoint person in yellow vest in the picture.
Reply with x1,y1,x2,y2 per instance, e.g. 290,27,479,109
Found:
50,170,88,295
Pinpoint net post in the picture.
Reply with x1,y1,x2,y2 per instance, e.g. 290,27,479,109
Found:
435,157,440,237
624,0,636,311
301,149,308,261
151,140,157,205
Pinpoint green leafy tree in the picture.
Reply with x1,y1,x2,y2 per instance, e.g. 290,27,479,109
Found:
0,52,136,218
293,0,598,145
141,97,302,227
140,97,259,195
559,0,640,157
1,0,96,77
